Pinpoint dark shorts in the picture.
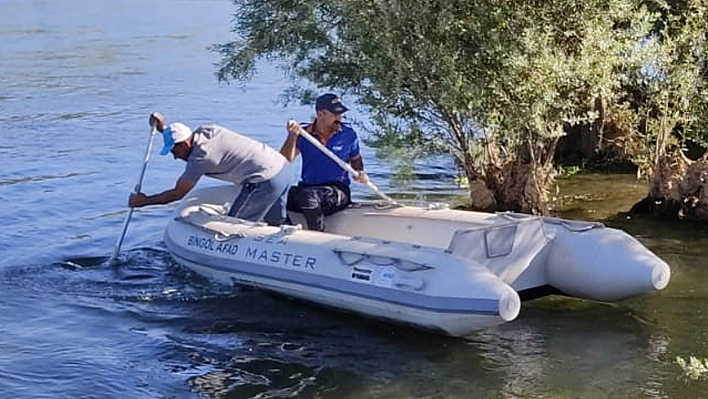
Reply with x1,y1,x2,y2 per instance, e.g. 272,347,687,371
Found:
286,182,351,230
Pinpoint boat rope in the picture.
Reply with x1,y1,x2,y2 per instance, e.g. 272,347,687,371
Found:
175,216,246,241
542,217,604,232
176,210,303,242
334,249,434,272
501,212,603,232
214,231,246,242
373,202,405,210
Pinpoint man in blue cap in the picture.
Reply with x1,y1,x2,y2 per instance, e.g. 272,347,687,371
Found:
129,112,291,225
280,93,369,231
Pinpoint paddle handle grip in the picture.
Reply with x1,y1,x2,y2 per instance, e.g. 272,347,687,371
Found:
133,126,158,193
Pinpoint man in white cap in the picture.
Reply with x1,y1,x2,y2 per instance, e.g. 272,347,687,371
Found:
280,93,368,231
129,112,291,225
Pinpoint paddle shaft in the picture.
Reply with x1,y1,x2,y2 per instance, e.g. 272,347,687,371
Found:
296,126,397,204
108,127,158,265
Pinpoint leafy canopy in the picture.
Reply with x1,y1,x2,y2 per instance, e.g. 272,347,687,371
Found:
213,0,707,210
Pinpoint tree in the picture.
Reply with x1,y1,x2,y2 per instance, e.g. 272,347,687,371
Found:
629,0,708,219
212,0,694,214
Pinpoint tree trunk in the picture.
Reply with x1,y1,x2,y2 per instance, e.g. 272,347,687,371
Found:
461,151,497,212
633,151,708,219
467,137,558,215
495,156,553,215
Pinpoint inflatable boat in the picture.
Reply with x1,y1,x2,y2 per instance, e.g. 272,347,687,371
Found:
163,185,670,337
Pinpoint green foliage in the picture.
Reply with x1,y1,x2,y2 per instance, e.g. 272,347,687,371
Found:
676,355,708,381
363,115,425,186
629,0,708,154
557,165,582,177
213,0,708,207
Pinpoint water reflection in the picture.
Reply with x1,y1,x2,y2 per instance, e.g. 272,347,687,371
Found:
137,283,676,399
167,297,678,399
467,300,673,399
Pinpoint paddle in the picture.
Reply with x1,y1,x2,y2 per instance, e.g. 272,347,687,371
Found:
108,116,160,265
294,124,398,205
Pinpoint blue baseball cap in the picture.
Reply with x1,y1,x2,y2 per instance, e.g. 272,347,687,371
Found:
315,93,349,114
160,123,192,155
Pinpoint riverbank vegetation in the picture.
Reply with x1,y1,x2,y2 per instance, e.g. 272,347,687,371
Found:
213,0,707,218
676,355,708,380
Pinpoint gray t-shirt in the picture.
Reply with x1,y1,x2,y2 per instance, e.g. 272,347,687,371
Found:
180,124,287,185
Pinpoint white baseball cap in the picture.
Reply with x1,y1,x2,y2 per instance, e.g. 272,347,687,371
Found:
160,122,192,155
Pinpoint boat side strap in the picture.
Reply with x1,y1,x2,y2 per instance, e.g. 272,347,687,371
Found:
333,238,439,271
373,202,405,210
356,209,495,224
196,204,228,216
502,212,604,232
175,216,246,241
545,217,604,232
176,207,251,241
177,206,303,241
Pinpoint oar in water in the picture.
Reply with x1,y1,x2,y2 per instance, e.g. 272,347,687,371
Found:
108,117,160,265
295,124,398,205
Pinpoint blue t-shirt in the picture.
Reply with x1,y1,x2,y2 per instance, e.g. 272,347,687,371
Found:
296,121,360,186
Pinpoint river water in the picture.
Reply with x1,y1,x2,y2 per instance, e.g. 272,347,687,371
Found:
1,1,707,398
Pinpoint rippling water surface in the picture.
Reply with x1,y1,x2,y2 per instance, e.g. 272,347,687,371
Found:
2,1,708,398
